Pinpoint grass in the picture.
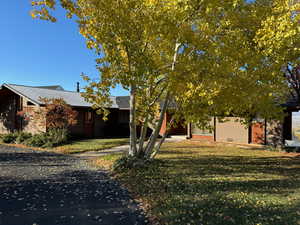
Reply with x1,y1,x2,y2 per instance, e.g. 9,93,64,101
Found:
94,153,124,170
96,141,300,225
54,138,129,154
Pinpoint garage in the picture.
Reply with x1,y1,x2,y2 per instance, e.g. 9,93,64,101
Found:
215,117,249,144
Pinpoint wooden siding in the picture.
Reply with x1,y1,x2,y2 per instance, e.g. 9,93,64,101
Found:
0,91,17,133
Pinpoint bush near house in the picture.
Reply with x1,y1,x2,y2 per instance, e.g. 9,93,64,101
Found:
1,132,32,144
15,132,32,144
25,129,68,148
0,129,68,148
1,133,19,144
0,98,78,148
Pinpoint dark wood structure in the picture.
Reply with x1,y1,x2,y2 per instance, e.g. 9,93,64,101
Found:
0,84,130,138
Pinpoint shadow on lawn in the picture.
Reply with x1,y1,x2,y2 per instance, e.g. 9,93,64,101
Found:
120,149,300,225
158,193,300,225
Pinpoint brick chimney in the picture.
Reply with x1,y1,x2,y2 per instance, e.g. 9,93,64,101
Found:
76,82,80,93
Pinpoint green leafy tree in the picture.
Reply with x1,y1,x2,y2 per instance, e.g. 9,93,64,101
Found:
255,0,300,97
32,0,287,160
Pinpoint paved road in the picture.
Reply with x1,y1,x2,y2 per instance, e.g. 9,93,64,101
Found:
0,145,147,225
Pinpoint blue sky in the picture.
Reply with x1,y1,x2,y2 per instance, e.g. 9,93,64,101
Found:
0,1,128,96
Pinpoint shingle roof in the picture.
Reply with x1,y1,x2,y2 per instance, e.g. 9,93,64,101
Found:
2,84,129,109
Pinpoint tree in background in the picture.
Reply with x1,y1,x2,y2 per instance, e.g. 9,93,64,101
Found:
19,98,77,130
40,98,78,130
255,0,300,100
31,0,288,162
284,64,300,100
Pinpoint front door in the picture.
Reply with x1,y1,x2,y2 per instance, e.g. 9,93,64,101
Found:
84,111,94,138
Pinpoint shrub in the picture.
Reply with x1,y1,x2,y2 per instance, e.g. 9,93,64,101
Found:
25,129,69,148
2,133,18,144
15,132,32,144
23,98,78,130
25,133,49,147
1,132,32,144
112,156,153,171
1,129,69,148
47,128,68,146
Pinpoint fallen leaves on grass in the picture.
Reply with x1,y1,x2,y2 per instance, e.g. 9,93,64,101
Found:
99,141,300,225
55,138,129,154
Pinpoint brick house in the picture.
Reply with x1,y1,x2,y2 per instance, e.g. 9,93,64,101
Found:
0,84,130,138
1,83,296,145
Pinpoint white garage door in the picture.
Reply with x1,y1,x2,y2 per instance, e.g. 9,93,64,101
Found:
216,117,249,144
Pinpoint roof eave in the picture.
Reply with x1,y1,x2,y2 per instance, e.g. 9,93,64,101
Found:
2,84,41,106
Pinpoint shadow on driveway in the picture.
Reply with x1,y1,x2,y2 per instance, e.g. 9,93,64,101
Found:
0,145,147,225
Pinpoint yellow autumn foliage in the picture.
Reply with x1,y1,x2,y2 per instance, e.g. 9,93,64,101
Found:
31,0,288,127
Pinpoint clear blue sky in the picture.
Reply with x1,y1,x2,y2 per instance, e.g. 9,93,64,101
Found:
0,1,128,96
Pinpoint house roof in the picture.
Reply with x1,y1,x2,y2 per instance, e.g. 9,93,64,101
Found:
116,96,131,109
1,84,129,109
35,85,65,91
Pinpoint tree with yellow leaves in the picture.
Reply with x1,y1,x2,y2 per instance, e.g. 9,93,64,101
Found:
32,0,288,162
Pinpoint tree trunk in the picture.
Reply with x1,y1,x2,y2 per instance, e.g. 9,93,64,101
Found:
145,93,170,157
150,116,175,158
137,114,149,156
144,42,181,158
129,85,137,156
187,122,191,139
150,127,168,159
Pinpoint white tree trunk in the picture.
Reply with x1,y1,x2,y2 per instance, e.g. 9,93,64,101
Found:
144,42,181,158
150,131,168,159
150,114,175,158
137,114,149,156
129,85,137,156
145,93,170,157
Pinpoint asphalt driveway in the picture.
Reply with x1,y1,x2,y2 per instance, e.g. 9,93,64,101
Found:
0,145,147,225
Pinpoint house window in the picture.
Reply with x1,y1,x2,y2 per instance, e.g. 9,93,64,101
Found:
85,111,93,123
118,110,129,124
18,97,23,111
191,124,214,136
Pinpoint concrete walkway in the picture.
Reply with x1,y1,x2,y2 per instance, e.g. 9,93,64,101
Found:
75,137,186,158
75,145,130,158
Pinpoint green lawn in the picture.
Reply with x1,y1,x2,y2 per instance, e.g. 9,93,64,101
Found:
97,141,300,225
55,138,129,154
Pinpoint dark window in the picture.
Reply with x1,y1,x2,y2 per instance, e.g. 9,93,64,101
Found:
18,97,23,110
85,111,93,123
118,111,129,124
